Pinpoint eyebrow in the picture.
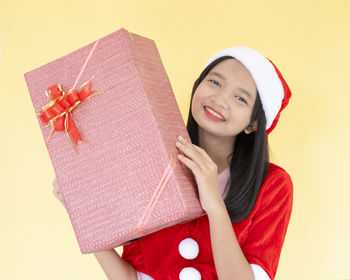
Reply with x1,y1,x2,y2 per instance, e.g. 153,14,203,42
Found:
208,71,254,100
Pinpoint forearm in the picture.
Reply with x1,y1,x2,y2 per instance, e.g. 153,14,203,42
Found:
93,249,137,280
207,201,254,280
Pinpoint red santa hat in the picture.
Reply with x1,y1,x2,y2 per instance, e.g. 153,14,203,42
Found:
204,46,292,136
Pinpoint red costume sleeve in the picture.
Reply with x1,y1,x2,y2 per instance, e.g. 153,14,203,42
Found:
241,167,293,280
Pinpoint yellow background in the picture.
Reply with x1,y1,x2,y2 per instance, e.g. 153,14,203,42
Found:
1,0,349,279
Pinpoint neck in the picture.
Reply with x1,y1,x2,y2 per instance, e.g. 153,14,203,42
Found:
198,127,235,174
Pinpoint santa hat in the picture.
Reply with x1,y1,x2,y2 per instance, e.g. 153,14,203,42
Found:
204,46,291,136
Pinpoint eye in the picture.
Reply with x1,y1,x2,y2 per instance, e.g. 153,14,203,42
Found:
208,79,221,87
236,96,247,104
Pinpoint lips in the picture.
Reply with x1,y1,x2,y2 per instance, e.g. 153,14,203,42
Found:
203,105,226,121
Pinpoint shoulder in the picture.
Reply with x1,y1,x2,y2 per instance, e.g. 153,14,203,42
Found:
265,162,293,190
267,162,292,179
257,162,294,209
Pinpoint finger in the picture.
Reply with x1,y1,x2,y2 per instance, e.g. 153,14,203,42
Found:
176,142,207,171
178,137,214,167
53,182,57,194
53,185,59,198
53,186,65,208
192,144,216,165
191,145,218,174
54,181,59,193
52,179,62,200
178,154,201,176
53,178,58,190
58,192,64,202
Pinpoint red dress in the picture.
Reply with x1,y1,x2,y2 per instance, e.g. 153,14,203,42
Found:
122,162,293,280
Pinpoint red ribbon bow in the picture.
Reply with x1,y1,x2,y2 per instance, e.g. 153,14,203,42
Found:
37,76,102,153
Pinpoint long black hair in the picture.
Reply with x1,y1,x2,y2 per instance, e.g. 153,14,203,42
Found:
186,56,270,223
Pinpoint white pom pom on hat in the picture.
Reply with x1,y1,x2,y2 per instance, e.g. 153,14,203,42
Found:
204,46,292,136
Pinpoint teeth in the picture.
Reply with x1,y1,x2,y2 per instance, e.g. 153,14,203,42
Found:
204,106,225,121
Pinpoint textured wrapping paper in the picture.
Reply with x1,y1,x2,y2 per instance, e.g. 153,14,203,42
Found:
24,28,205,254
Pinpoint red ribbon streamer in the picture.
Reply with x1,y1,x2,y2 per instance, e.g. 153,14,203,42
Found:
37,77,102,153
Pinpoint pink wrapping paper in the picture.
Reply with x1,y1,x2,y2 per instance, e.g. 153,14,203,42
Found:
24,28,205,254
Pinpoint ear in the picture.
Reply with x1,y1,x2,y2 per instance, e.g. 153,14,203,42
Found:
244,120,258,134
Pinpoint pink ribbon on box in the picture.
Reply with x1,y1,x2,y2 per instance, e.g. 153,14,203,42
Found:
134,153,178,233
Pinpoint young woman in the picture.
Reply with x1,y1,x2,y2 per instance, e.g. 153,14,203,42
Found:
53,46,293,280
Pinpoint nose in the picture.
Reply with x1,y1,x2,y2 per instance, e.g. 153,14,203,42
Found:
210,88,230,110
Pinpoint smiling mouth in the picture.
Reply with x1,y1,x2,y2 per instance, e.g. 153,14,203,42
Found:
203,106,225,121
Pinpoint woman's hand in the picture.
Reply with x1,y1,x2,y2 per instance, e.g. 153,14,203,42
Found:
175,135,225,215
52,177,67,210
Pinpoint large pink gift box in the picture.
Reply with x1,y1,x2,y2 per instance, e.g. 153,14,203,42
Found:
24,28,204,254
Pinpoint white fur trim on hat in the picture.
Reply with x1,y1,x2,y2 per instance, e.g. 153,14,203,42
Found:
204,46,284,130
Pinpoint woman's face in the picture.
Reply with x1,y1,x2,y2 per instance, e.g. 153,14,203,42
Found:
191,58,258,138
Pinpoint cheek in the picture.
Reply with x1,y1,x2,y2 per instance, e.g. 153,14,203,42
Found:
191,88,205,108
190,93,200,117
228,109,252,127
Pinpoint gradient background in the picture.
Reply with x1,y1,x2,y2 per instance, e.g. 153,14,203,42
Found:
1,0,349,279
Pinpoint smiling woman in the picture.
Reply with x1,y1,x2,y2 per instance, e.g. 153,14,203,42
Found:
122,46,293,280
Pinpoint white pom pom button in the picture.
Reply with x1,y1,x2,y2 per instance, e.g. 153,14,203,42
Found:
179,267,201,280
178,237,199,260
